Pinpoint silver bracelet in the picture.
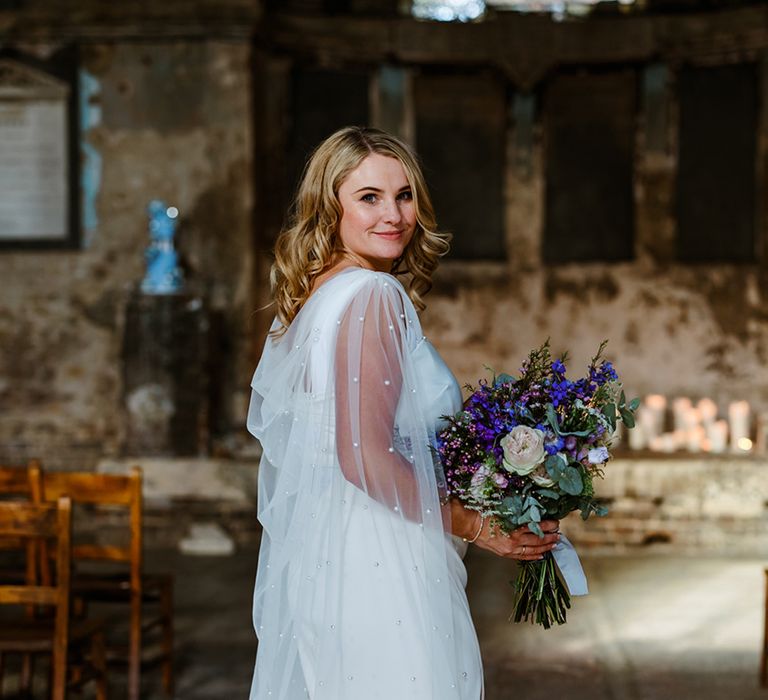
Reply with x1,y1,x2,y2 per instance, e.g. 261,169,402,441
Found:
463,513,484,544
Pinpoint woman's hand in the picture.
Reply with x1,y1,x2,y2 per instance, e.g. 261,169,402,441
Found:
449,499,560,561
472,517,560,561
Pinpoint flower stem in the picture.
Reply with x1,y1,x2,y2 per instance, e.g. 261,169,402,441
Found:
509,552,571,629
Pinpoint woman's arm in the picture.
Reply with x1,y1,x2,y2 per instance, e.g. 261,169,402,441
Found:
334,278,425,521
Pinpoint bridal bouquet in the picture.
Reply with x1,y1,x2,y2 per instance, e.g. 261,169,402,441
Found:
436,340,637,628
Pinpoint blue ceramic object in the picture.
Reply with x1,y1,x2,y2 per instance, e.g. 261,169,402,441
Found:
141,200,183,294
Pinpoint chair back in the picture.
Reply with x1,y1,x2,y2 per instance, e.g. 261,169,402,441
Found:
0,461,42,501
0,497,72,700
42,467,143,593
0,461,45,582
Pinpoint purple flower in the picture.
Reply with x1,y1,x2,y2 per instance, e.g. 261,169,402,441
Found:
493,473,509,489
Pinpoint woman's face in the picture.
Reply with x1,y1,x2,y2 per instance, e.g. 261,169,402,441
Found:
336,153,417,272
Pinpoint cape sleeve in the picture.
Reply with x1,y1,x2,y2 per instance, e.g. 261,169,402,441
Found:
334,274,435,521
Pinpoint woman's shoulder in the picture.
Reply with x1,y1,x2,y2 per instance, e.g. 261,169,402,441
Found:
301,267,418,334
308,267,411,309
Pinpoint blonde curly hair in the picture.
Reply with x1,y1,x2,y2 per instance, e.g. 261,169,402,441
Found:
270,126,451,335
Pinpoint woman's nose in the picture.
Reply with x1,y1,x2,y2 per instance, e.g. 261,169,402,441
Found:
382,198,403,224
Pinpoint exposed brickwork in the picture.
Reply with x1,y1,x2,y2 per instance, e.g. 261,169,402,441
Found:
560,456,768,554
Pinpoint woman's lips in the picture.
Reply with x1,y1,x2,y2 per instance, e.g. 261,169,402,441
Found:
374,230,403,239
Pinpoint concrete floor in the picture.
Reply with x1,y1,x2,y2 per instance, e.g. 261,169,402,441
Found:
144,546,767,700
5,547,765,699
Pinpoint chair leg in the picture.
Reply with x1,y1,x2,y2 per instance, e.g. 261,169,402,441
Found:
161,580,175,696
20,653,33,694
129,591,142,700
92,629,108,700
52,645,67,700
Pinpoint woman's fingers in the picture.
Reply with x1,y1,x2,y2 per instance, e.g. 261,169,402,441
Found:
540,519,560,533
511,528,560,546
517,532,560,546
501,528,561,560
474,517,562,560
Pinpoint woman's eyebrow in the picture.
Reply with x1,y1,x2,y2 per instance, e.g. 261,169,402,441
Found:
352,185,411,194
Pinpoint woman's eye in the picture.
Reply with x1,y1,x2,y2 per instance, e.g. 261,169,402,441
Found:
361,193,377,203
397,191,413,201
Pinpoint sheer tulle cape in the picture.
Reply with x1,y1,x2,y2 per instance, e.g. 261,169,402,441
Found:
247,268,483,699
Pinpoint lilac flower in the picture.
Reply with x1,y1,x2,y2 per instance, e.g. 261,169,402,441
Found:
493,473,509,489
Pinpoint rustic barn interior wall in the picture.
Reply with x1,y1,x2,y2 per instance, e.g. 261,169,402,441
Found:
0,3,766,551
0,3,257,467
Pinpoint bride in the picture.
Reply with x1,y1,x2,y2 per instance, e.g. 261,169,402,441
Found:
247,126,561,699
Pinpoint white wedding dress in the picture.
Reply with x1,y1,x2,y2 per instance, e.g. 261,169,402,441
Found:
247,267,484,699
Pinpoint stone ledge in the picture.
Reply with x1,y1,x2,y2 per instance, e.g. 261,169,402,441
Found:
96,457,259,506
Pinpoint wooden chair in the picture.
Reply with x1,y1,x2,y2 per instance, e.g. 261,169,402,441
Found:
0,461,42,501
42,467,174,700
0,497,107,700
0,461,44,573
0,461,46,692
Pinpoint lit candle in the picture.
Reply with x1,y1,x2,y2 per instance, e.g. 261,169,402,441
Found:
683,407,702,430
609,420,624,447
728,401,750,451
649,433,678,453
643,394,667,438
672,397,692,432
686,426,706,453
627,421,646,450
697,398,718,425
707,420,728,454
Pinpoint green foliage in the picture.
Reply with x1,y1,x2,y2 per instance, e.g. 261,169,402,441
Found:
557,466,583,495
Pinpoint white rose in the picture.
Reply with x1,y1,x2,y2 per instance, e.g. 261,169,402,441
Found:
500,426,546,475
530,464,556,488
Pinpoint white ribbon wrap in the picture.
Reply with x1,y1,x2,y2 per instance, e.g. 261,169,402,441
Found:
552,534,589,596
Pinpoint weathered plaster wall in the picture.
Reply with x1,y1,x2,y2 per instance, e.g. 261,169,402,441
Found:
2,5,768,481
259,9,768,425
419,53,768,415
425,264,768,409
0,39,253,468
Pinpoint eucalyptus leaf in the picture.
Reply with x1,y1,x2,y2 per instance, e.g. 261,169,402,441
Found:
494,373,516,387
558,427,593,437
502,496,523,514
620,408,636,429
602,404,617,430
528,521,544,537
558,467,583,496
545,453,566,478
546,404,562,435
536,488,561,500
628,397,640,412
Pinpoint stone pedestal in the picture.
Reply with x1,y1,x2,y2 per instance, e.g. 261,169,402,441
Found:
122,291,210,456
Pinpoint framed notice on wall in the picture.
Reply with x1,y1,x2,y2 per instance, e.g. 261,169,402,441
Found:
0,49,79,249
